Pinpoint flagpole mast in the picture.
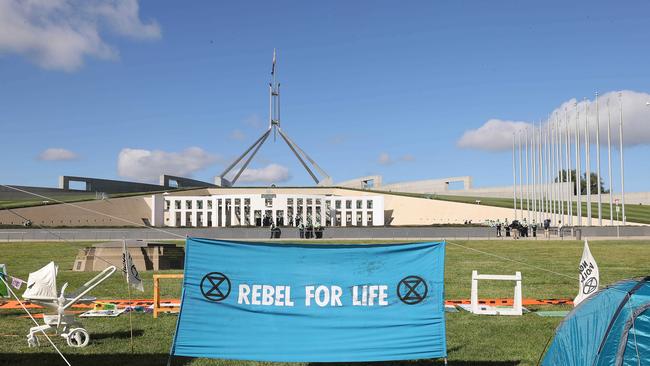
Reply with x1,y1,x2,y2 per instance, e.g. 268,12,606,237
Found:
518,131,524,220
545,121,551,222
607,98,614,225
564,107,573,226
550,118,556,224
575,102,582,226
555,116,562,224
618,92,626,225
525,128,530,223
537,120,544,224
531,127,537,225
584,99,592,226
512,133,517,220
595,92,602,226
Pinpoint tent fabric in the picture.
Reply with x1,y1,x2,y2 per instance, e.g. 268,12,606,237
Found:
542,277,650,366
23,262,58,300
170,238,447,362
0,264,8,298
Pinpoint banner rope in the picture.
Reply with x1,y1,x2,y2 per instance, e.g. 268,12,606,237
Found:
0,274,72,366
446,240,575,280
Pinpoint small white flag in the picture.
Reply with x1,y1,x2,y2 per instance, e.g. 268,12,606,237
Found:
122,240,144,292
11,276,25,290
574,240,599,306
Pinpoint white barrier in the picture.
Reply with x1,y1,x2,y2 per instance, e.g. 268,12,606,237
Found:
470,270,522,316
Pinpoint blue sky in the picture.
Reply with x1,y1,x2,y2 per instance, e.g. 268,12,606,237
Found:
1,1,649,191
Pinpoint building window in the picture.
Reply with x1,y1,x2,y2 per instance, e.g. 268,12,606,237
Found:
207,200,213,209
367,200,373,209
307,198,313,205
175,200,181,210
335,200,341,209
265,198,273,207
165,200,170,210
316,199,321,205
356,200,363,209
346,200,352,209
197,200,203,210
186,200,192,210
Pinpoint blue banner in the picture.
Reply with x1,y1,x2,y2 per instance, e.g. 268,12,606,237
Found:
170,238,447,362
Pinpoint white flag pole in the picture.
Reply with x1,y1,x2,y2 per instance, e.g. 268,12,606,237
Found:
595,92,602,226
565,107,572,226
575,102,582,226
518,131,523,220
607,98,614,225
525,128,530,223
512,133,517,220
584,99,592,226
618,92,626,225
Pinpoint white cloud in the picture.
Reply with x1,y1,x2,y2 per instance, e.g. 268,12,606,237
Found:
230,129,246,141
0,0,160,72
38,147,78,161
378,152,393,165
238,164,290,184
457,90,650,151
457,119,532,151
117,147,219,183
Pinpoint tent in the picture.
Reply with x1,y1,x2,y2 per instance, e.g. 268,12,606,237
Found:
542,276,650,366
0,264,8,298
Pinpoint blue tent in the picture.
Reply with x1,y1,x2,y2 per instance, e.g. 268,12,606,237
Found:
542,277,650,366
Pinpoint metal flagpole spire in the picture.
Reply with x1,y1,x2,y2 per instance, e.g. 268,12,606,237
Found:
530,127,536,224
550,118,556,224
544,122,550,221
574,101,582,226
618,92,626,225
555,115,562,223
525,127,530,223
512,133,517,220
537,120,544,223
584,99,591,226
518,131,524,220
564,107,573,226
595,92,602,226
216,49,332,187
606,98,614,225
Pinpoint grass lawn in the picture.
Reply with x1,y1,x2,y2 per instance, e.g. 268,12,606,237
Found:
0,239,648,366
429,194,650,225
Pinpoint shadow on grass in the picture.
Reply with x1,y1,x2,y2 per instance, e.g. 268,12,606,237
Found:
0,354,521,366
93,329,145,340
0,353,192,366
308,361,520,366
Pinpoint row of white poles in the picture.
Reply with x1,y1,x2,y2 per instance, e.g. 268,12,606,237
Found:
511,92,626,226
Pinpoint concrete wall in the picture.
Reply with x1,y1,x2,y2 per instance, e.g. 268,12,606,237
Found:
59,176,166,194
159,175,215,188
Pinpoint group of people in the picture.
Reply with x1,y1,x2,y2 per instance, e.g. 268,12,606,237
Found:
268,215,324,239
492,218,537,239
490,218,565,239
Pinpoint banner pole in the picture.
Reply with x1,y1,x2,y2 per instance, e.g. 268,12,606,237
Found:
123,239,134,354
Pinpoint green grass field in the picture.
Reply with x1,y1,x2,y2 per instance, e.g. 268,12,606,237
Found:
1,239,648,366
429,194,650,225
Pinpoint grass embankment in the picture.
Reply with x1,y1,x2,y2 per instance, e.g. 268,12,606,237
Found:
429,194,650,225
0,239,648,365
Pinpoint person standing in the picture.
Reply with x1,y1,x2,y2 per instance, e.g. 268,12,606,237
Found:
496,220,502,237
298,222,305,239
